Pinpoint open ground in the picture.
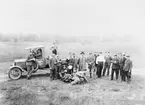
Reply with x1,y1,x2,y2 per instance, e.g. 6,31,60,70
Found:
0,41,145,105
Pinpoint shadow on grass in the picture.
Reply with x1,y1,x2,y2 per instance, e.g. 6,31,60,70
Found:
7,73,50,82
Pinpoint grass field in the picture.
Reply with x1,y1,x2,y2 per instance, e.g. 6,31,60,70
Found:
1,71,145,105
0,41,145,105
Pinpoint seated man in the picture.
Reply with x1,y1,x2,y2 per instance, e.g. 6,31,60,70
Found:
35,48,42,59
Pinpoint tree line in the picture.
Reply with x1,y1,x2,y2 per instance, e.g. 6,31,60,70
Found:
0,33,133,43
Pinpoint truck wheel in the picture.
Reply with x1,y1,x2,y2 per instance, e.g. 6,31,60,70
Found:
8,67,22,80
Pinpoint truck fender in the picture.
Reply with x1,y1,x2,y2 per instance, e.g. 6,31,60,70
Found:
9,66,25,72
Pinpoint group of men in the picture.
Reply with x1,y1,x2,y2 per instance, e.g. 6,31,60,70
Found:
25,42,133,84
49,50,133,84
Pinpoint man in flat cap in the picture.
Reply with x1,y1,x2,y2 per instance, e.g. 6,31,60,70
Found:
122,54,133,83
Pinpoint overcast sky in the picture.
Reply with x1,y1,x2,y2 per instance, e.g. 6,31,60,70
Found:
0,0,145,39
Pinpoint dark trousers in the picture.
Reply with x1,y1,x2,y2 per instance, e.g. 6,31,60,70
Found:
95,64,98,76
88,64,93,78
103,63,110,76
56,65,61,79
26,61,34,78
97,63,103,78
122,71,131,83
50,68,56,80
119,67,124,81
111,69,119,80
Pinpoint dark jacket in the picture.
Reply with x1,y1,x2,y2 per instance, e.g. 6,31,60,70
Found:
49,57,57,70
111,58,120,69
119,56,126,68
105,55,112,66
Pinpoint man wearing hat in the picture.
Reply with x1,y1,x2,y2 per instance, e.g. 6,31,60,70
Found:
122,54,133,83
110,54,120,80
78,52,87,71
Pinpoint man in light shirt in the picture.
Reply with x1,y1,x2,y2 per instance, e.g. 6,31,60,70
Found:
96,52,105,78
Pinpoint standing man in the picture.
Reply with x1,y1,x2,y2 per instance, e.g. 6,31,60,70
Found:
111,54,120,80
119,53,126,81
103,52,112,76
26,52,35,80
51,42,58,55
78,52,87,71
56,55,61,79
94,52,99,75
67,52,75,74
123,54,133,83
72,53,78,72
96,52,105,78
87,52,95,78
49,54,57,80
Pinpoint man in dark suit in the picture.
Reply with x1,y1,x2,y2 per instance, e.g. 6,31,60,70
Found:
119,53,126,81
111,54,120,80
